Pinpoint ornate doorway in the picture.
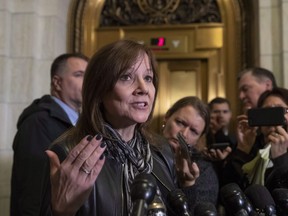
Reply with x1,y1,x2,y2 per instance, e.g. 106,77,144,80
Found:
67,0,259,132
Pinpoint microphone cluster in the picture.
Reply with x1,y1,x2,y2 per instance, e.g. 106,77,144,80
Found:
130,173,288,216
130,173,218,216
220,182,288,216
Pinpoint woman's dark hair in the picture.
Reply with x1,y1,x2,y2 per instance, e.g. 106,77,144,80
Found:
61,40,159,149
165,96,210,135
257,87,288,108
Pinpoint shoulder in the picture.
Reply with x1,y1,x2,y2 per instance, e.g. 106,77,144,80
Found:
150,135,174,169
17,95,71,129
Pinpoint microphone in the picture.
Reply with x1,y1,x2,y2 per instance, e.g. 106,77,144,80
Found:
244,184,276,216
220,183,256,216
194,202,217,216
131,173,157,216
167,189,191,216
272,188,288,216
234,209,249,216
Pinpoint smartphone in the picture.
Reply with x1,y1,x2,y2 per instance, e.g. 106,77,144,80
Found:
177,133,192,166
209,142,230,150
247,107,287,127
177,133,202,163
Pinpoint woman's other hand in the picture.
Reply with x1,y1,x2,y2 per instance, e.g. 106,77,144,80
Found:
236,114,257,154
174,147,200,187
202,146,232,161
269,126,288,158
46,134,106,216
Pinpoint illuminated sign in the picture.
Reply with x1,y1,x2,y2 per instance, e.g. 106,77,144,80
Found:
150,37,166,47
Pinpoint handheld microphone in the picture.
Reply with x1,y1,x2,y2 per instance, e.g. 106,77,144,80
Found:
220,183,256,216
131,173,157,216
194,202,217,216
167,189,191,216
272,188,288,216
244,184,276,216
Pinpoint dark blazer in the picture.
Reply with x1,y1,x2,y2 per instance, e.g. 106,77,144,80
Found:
10,95,73,216
39,136,181,216
222,133,288,193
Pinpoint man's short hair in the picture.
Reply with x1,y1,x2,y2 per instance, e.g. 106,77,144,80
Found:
237,67,277,88
50,53,89,79
208,97,231,110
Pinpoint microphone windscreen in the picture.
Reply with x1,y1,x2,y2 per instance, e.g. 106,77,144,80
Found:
220,183,255,215
244,184,275,210
194,202,217,216
220,182,242,199
272,188,288,201
167,189,190,215
130,173,157,204
272,188,288,212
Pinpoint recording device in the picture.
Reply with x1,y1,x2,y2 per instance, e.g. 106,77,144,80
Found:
272,188,288,216
220,183,256,216
131,173,157,216
167,189,191,216
194,202,217,216
177,133,201,163
209,142,230,150
247,107,287,127
244,184,276,216
177,133,193,166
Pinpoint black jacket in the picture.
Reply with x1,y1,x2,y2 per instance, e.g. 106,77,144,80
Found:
222,134,288,193
10,95,73,216
39,138,183,216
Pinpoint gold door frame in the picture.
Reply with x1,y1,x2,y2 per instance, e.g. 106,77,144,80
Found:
67,0,259,120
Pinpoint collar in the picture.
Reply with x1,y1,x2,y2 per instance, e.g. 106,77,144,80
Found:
51,96,79,126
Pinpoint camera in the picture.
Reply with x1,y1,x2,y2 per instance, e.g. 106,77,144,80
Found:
247,107,287,127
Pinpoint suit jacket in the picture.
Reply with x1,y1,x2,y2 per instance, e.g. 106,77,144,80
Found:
10,95,73,216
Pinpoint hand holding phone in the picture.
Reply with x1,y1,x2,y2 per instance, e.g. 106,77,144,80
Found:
209,142,230,150
177,133,193,166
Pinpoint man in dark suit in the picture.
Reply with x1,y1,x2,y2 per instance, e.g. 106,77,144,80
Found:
10,53,89,216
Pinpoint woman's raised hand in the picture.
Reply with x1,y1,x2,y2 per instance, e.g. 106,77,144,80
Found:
45,134,106,216
269,126,288,158
174,147,200,187
236,114,258,154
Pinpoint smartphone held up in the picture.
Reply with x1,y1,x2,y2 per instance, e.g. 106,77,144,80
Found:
247,107,288,128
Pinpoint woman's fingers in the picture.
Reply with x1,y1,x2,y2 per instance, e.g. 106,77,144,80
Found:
67,134,104,170
84,139,106,179
64,135,94,166
48,135,107,215
46,150,61,176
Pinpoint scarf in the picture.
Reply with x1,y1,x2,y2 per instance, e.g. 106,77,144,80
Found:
103,123,153,215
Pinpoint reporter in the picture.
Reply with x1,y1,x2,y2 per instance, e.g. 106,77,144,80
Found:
39,40,198,216
206,97,237,151
222,87,288,193
203,97,234,163
238,67,276,112
161,96,219,213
